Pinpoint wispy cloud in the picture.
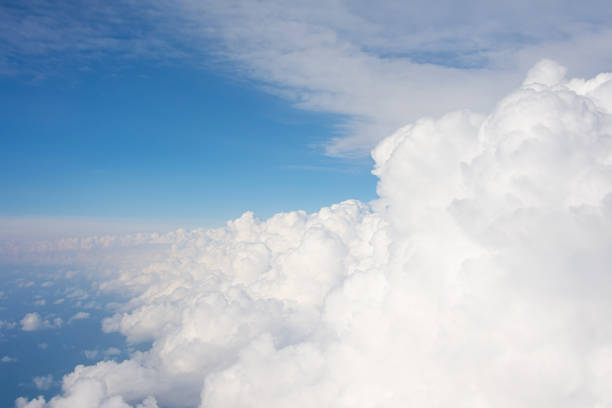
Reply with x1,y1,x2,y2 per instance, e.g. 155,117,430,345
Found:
3,1,612,154
68,311,90,324
33,374,53,391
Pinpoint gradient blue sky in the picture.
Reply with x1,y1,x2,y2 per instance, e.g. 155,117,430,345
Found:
2,0,612,232
1,62,375,225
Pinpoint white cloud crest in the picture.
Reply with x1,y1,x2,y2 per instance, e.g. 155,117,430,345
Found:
15,60,612,407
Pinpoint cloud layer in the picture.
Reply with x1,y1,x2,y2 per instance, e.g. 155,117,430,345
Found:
16,60,612,407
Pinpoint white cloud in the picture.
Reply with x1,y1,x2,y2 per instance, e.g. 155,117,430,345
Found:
84,350,99,360
14,61,612,408
1,355,17,363
20,313,42,331
162,2,612,155
21,313,63,331
33,375,53,391
15,396,45,408
68,312,90,324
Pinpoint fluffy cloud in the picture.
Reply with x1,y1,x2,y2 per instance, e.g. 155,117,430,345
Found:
16,60,612,407
15,396,46,408
21,313,63,331
20,313,43,331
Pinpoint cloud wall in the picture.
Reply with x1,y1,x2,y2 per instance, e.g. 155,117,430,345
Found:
17,60,612,407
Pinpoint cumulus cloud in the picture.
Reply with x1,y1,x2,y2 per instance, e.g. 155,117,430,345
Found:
15,60,612,407
1,355,17,363
15,396,46,408
20,313,43,331
20,313,63,331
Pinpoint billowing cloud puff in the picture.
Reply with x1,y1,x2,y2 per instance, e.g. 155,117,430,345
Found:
17,60,612,407
20,313,43,331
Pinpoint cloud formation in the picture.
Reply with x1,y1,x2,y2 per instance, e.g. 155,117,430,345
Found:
20,313,63,331
15,60,612,407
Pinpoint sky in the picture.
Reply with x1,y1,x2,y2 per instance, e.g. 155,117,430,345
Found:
1,62,375,227
3,0,612,233
2,1,612,408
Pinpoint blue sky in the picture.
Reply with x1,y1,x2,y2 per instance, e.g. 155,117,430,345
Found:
1,61,376,226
